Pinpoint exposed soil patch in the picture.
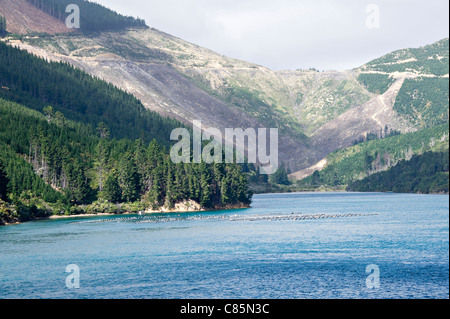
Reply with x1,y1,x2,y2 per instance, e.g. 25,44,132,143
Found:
0,0,73,35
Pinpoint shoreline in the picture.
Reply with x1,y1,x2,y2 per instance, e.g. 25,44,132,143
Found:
2,190,448,226
2,202,251,225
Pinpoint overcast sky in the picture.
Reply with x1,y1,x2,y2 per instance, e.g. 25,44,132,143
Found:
91,0,449,71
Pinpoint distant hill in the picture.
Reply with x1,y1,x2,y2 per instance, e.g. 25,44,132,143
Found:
359,38,449,76
1,0,448,194
347,151,449,194
357,38,449,129
297,124,449,190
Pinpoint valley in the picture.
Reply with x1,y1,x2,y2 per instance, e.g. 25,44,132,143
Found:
0,0,448,226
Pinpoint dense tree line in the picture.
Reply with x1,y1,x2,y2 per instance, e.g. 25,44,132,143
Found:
0,15,6,37
347,151,449,194
0,41,252,224
352,125,401,146
0,42,181,147
0,98,252,223
25,0,147,33
297,124,449,189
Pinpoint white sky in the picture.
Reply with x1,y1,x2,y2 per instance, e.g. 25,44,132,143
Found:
91,0,449,71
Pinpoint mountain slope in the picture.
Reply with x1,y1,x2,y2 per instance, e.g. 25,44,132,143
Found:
8,29,313,170
0,42,252,223
357,38,449,129
0,0,72,35
3,28,378,171
359,38,449,76
0,41,182,146
1,1,447,175
347,151,449,194
296,123,449,189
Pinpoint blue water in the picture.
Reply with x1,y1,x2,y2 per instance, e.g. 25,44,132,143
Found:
0,192,448,299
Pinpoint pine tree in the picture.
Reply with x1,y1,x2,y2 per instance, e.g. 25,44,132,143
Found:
0,15,6,37
64,159,90,204
133,139,147,192
0,162,9,201
146,168,162,210
97,122,110,139
164,160,175,209
103,172,121,203
94,140,109,192
43,106,54,124
269,164,290,185
118,152,139,203
220,176,231,205
199,161,212,208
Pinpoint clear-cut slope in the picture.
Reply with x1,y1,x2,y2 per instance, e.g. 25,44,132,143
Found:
310,76,413,160
4,24,447,172
0,0,72,35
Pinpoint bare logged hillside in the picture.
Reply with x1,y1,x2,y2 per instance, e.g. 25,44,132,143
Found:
3,16,446,175
0,0,72,35
9,28,428,172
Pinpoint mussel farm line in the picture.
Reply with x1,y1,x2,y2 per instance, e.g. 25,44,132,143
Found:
70,212,378,225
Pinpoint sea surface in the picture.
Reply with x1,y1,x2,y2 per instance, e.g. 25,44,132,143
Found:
0,192,448,299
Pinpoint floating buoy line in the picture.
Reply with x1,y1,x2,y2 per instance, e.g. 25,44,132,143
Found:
70,212,378,225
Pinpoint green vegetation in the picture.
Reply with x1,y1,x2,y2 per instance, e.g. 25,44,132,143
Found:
0,98,252,225
357,73,395,94
0,42,252,225
297,124,449,190
0,15,6,37
347,151,449,194
0,41,180,147
364,38,449,76
292,76,372,134
186,73,308,142
25,0,147,33
221,82,308,141
0,160,9,201
269,164,291,186
394,77,449,128
352,126,401,146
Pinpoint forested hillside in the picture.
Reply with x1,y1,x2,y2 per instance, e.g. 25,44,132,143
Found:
394,77,449,128
357,73,395,95
0,43,252,225
357,38,449,129
347,151,449,194
297,124,449,190
25,0,147,32
361,38,449,76
0,97,251,225
0,42,180,146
